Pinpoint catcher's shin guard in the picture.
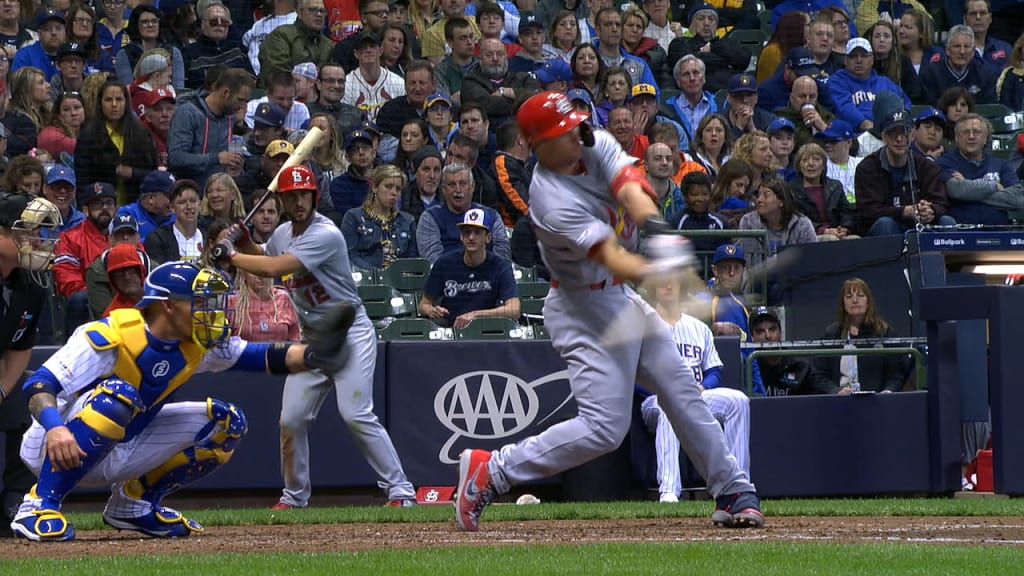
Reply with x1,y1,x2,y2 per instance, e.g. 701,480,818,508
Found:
129,398,247,506
36,380,143,510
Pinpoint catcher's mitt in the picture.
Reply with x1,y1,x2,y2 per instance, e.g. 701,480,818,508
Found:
302,302,357,374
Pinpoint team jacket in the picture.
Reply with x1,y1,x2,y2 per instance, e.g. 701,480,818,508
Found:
827,69,912,129
53,219,109,298
493,152,532,227
854,149,949,235
919,58,997,106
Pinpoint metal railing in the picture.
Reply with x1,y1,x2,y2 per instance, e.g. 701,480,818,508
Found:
743,339,927,395
668,228,771,303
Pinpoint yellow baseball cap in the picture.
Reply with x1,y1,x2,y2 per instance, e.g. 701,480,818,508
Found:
630,83,658,100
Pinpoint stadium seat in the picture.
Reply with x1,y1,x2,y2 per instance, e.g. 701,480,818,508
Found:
990,131,1019,159
455,317,524,340
975,103,1016,127
381,258,432,293
726,28,767,54
351,268,380,285
758,10,770,35
512,264,536,282
532,325,551,340
357,284,416,320
378,318,448,340
517,281,550,320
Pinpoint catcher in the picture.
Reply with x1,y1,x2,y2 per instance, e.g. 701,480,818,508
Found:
11,261,354,542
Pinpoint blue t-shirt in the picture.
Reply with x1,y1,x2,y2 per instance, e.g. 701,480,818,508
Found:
423,250,517,325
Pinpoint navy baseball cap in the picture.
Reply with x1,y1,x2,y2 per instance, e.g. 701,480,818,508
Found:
712,243,746,265
535,59,572,85
46,164,76,186
109,213,139,234
566,88,593,106
914,107,947,127
253,102,285,128
768,117,796,135
518,14,544,34
814,119,855,142
785,47,821,77
424,91,452,110
361,120,381,137
32,7,64,28
751,306,779,326
879,108,913,133
140,170,175,195
728,73,757,94
80,182,115,203
457,207,492,230
687,2,718,23
57,41,86,60
344,130,374,150
356,30,380,47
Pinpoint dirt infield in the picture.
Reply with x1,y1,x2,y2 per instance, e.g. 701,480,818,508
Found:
4,516,1024,558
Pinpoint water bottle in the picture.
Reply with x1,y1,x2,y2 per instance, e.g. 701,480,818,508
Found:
845,338,860,392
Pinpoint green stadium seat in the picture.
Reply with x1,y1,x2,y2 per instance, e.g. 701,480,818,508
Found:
517,281,550,319
357,284,416,321
512,264,536,282
990,132,1019,159
381,258,432,293
455,317,524,340
975,103,1016,127
758,10,770,35
351,268,380,285
378,318,448,340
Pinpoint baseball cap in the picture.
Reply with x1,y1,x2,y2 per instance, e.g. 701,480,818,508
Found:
108,213,139,234
767,117,796,135
266,139,295,157
140,170,175,195
518,14,544,34
357,30,380,47
57,41,85,60
728,73,757,94
845,37,873,55
457,207,492,230
292,62,318,80
343,130,374,150
80,182,115,204
914,107,947,127
814,119,855,142
32,7,64,28
254,102,285,128
361,120,381,137
140,87,176,110
46,164,76,186
750,306,779,326
630,83,658,101
534,59,572,85
687,2,718,23
712,243,746,265
879,108,913,133
785,47,821,77
566,88,593,106
0,193,29,228
424,92,452,110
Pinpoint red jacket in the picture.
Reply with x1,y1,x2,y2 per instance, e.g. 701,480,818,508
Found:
53,219,109,297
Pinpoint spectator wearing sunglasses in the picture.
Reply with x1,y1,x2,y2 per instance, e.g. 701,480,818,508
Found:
180,2,250,90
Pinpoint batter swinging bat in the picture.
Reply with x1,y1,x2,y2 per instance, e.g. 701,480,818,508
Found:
241,126,324,226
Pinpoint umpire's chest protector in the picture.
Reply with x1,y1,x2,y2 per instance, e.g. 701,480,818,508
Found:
83,309,205,410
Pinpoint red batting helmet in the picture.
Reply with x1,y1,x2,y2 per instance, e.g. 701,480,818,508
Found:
277,165,317,194
516,91,589,144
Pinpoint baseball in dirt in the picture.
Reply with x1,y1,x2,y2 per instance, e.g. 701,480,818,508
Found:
516,494,541,505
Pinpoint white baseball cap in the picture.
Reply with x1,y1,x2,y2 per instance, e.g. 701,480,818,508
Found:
845,37,873,55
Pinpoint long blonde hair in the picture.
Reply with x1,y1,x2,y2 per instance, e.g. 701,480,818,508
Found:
311,113,347,173
233,271,290,341
8,67,49,128
200,173,246,219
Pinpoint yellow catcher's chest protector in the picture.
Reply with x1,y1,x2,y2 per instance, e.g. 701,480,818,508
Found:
83,308,206,408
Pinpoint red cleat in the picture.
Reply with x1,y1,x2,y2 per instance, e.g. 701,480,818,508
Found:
270,502,294,510
454,449,497,532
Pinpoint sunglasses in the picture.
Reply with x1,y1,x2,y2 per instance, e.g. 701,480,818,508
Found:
206,18,230,27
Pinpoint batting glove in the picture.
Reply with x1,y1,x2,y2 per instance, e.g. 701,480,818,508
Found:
211,239,238,262
643,234,696,277
225,220,253,248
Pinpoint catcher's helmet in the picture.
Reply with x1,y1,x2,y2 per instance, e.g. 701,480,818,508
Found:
0,192,62,280
516,91,589,144
138,261,234,350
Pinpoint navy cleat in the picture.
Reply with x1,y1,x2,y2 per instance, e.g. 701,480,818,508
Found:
102,505,204,538
11,508,76,542
712,492,765,528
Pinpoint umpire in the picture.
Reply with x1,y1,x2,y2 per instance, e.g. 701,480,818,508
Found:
0,192,56,536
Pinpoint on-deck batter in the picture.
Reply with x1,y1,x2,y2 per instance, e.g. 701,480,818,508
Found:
454,91,764,532
221,165,415,508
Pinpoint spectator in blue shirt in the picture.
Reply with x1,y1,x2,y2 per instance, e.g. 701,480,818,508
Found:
936,113,1021,226
329,129,375,216
116,169,175,242
963,0,1013,73
419,207,520,329
828,38,911,133
11,8,65,81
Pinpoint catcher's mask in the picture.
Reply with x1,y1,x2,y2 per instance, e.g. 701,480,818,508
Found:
0,194,63,287
138,262,235,350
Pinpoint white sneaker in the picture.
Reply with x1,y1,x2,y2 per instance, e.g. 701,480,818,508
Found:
659,493,679,503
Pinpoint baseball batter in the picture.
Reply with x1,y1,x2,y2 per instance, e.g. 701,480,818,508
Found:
455,91,763,532
11,261,354,541
217,165,415,508
639,275,751,503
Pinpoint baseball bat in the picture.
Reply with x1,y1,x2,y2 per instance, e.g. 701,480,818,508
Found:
241,126,324,226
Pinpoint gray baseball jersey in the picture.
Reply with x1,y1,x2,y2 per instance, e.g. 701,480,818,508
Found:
266,212,360,325
528,129,640,287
